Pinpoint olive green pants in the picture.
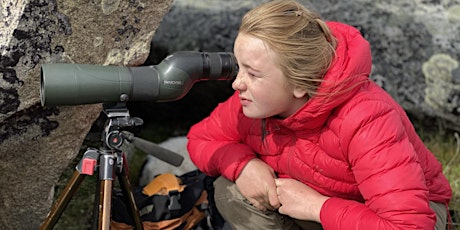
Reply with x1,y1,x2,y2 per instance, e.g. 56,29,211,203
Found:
214,177,447,230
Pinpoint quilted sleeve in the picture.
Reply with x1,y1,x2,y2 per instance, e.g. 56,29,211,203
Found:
320,99,436,230
186,92,256,181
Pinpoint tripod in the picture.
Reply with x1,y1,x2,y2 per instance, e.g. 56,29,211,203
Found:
39,103,184,230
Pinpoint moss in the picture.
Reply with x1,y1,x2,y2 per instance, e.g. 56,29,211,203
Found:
416,123,460,214
422,53,460,112
447,4,460,23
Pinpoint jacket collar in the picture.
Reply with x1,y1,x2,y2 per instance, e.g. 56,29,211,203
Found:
279,22,373,131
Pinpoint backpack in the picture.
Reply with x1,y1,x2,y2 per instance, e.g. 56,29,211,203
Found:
111,170,225,230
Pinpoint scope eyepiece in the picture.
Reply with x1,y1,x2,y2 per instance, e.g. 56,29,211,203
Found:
201,52,237,80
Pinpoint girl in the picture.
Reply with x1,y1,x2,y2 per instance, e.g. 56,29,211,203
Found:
187,1,452,229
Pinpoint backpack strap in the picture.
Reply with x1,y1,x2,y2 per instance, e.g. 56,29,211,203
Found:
143,173,185,196
142,190,208,230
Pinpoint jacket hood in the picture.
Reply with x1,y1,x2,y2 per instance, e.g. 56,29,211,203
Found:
281,22,373,130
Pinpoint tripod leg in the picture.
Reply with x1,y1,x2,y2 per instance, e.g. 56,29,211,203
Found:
119,168,144,230
39,171,86,230
95,153,117,230
97,179,113,230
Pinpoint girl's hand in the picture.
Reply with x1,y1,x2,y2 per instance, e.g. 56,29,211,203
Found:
235,158,280,211
275,178,329,222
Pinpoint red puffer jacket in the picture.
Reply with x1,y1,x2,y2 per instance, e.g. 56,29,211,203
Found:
187,22,451,229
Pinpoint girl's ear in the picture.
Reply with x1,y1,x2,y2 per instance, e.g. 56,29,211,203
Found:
293,87,308,99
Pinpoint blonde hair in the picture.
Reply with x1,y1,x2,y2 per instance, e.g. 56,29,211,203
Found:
239,0,337,98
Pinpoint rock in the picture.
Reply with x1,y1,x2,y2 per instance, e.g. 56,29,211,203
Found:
0,0,173,229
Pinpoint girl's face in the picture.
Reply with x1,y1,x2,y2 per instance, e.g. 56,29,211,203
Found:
232,33,308,119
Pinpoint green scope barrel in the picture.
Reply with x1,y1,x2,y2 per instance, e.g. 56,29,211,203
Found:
40,51,238,106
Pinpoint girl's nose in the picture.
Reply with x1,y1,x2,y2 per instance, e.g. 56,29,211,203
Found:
232,72,246,91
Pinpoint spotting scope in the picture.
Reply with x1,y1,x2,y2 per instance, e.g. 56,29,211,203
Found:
40,51,238,106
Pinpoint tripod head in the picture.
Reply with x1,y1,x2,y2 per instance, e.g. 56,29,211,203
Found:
102,102,184,167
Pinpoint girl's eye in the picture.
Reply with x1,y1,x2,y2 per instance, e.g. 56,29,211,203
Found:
248,72,257,77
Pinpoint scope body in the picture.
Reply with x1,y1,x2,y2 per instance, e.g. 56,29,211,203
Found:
40,51,238,106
